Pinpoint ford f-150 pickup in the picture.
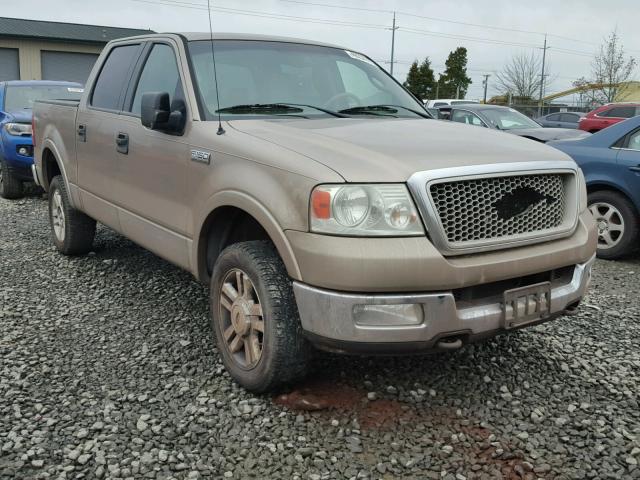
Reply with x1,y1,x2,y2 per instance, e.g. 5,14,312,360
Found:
33,33,597,392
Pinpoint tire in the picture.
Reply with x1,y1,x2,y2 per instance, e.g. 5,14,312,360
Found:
0,158,24,199
48,175,96,255
588,190,639,260
210,240,310,392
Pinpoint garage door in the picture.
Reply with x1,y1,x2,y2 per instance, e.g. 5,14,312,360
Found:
0,48,19,81
41,51,99,85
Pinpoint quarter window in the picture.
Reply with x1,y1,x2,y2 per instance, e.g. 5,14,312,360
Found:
130,44,184,116
91,44,141,110
627,130,640,150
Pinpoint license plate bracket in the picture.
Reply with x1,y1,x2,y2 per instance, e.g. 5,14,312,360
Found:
503,281,551,329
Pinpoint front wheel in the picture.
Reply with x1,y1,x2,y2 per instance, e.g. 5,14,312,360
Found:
588,190,639,259
48,176,96,255
210,241,310,392
0,158,24,199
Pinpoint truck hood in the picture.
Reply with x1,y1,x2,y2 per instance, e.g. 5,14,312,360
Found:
228,118,573,182
5,109,32,124
508,127,591,143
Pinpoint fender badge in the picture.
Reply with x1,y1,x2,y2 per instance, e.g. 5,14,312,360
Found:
190,150,211,164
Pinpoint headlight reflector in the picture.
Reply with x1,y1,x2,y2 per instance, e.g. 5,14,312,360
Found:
310,184,424,236
5,123,32,136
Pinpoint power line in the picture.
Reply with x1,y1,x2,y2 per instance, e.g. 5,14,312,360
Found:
132,0,390,30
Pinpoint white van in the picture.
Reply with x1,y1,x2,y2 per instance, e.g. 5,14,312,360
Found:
424,99,480,108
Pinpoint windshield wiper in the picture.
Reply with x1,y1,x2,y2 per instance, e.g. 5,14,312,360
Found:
339,104,430,118
216,103,305,114
216,103,347,118
276,103,348,118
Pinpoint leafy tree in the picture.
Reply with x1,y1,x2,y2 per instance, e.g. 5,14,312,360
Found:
437,47,472,98
403,58,435,100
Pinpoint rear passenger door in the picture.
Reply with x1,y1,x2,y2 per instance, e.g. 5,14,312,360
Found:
77,43,143,225
115,41,191,267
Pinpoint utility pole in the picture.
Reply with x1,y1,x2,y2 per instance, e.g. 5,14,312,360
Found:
482,74,491,104
389,11,398,76
538,34,549,116
456,84,460,99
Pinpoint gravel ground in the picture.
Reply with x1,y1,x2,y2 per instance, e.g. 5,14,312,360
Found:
1,193,639,480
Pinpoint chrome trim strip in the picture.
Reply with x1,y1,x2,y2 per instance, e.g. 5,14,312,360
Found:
31,164,41,187
407,161,580,256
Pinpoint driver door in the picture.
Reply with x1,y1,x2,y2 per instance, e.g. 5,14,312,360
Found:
616,128,640,207
114,41,191,268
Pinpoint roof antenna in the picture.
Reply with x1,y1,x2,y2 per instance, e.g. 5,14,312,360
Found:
207,0,225,135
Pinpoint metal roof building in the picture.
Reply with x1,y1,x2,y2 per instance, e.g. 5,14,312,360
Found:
0,17,153,84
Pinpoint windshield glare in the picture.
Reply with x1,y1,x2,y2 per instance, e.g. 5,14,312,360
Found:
188,40,424,119
482,108,540,130
4,85,83,111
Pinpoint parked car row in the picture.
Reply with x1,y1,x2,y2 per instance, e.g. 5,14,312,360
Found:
4,32,636,393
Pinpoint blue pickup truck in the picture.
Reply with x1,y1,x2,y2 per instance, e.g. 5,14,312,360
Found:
0,81,83,199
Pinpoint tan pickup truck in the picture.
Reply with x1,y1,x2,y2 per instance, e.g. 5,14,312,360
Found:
33,33,597,391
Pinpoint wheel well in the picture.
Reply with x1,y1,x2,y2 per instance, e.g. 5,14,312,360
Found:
42,148,61,190
200,207,271,281
587,185,639,215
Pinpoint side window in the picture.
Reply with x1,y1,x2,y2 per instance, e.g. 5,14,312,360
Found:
603,106,636,118
626,130,640,150
91,44,141,110
130,44,184,116
546,113,561,121
560,113,578,123
451,110,484,126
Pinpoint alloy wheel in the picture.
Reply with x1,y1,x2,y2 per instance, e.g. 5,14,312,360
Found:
51,189,66,242
218,268,264,369
589,202,625,250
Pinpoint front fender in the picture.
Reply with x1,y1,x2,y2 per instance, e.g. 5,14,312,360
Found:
192,189,302,282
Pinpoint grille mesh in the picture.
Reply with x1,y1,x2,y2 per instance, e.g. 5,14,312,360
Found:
429,174,567,244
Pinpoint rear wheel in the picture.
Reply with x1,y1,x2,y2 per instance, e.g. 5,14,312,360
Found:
0,158,24,199
588,190,639,259
48,176,96,255
210,241,310,392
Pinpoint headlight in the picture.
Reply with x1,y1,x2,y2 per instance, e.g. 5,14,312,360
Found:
5,123,32,136
310,184,424,236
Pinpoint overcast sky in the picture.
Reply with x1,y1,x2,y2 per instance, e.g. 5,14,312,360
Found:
6,0,639,101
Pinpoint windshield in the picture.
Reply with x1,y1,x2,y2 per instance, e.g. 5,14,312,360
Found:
4,85,83,111
481,108,540,130
188,40,425,119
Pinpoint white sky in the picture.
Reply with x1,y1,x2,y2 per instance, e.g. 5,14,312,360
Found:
5,0,639,101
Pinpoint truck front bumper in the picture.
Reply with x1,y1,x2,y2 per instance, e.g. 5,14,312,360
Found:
293,254,594,354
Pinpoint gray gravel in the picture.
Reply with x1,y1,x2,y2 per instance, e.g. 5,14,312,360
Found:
1,194,639,480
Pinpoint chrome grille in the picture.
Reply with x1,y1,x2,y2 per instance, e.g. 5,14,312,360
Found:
429,174,567,244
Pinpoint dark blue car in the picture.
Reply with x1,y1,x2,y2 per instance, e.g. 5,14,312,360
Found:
0,81,83,199
550,116,640,259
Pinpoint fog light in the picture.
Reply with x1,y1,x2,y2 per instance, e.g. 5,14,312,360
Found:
18,147,29,156
353,304,424,327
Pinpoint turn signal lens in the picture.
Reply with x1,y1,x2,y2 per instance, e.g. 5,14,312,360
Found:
311,188,331,219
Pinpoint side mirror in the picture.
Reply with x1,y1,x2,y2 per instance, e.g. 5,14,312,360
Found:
141,92,170,130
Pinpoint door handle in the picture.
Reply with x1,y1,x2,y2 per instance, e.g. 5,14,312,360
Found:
116,132,129,154
77,124,86,142
629,166,640,173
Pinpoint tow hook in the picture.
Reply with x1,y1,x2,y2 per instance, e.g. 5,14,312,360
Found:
435,337,464,350
564,301,581,316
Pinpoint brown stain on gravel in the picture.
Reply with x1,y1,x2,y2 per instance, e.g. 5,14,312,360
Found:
273,379,414,430
275,380,548,477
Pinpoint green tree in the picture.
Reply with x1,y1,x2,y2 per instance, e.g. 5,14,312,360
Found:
403,57,435,100
437,47,472,98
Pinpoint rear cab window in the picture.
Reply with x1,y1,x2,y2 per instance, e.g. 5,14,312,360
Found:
598,106,637,118
91,44,142,111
